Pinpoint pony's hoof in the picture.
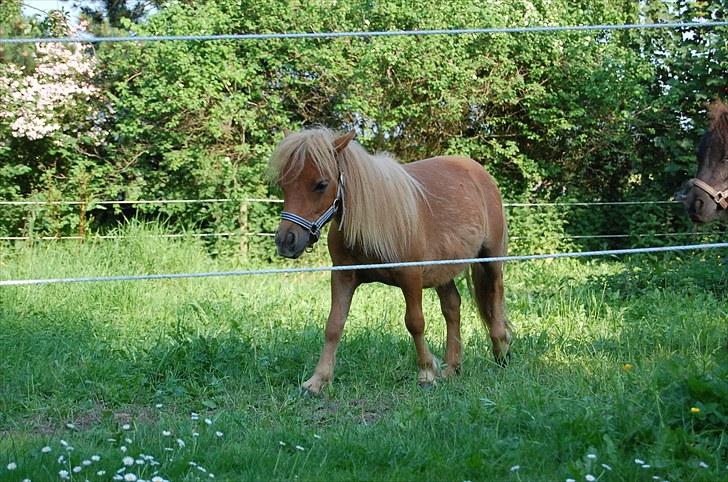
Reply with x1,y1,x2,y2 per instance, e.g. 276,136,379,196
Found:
301,376,326,395
417,380,437,390
495,351,512,367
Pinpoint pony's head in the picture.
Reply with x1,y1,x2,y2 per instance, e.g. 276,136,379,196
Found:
269,128,356,258
685,99,728,224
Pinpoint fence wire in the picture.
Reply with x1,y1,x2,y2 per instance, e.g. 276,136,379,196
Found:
2,242,726,287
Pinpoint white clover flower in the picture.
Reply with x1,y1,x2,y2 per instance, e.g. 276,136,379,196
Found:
120,446,127,452
41,446,52,453
91,455,101,462
72,466,82,473
82,460,91,466
162,430,171,437
587,454,597,460
510,465,520,471
97,471,106,476
176,438,186,448
204,418,213,425
122,424,131,431
192,432,200,437
585,475,595,482
295,445,305,451
215,431,223,437
313,434,321,439
699,461,708,468
123,456,134,466
155,404,163,409
124,474,138,482
601,464,612,471
7,462,17,470
59,470,70,480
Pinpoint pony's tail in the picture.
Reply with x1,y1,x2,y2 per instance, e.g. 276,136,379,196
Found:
468,214,512,366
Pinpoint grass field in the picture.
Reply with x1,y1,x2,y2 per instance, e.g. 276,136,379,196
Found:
1,227,727,481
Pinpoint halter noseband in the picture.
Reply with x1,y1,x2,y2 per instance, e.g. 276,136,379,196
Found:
690,178,728,210
280,173,344,242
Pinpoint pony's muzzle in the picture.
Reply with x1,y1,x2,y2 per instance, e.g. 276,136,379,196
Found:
275,224,311,259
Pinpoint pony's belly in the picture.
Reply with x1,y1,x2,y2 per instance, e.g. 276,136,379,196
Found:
422,263,469,288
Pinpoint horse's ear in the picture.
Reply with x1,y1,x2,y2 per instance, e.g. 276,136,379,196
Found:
333,130,356,153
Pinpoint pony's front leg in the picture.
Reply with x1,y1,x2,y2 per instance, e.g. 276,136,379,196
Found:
400,271,440,386
302,270,358,394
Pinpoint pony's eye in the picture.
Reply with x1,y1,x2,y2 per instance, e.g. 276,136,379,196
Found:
313,180,329,193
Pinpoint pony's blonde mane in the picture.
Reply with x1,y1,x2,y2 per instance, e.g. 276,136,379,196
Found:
269,128,425,262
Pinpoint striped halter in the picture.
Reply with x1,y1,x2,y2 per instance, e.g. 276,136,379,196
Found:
280,173,344,242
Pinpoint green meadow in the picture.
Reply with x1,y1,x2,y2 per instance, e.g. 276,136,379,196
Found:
1,227,727,481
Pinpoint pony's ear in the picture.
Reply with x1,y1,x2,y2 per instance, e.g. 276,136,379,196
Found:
283,128,293,137
333,130,356,153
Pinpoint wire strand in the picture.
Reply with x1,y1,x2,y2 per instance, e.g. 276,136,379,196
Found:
2,242,726,286
2,21,727,44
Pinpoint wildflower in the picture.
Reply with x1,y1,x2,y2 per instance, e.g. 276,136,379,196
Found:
623,363,634,371
635,459,645,465
151,478,164,482
192,432,200,437
566,479,576,482
587,454,597,460
22,479,30,482
7,462,17,470
209,475,215,479
510,465,520,471
601,464,612,471
91,455,101,462
72,466,82,473
60,440,69,447
66,423,76,430
82,460,92,466
585,476,596,482
57,455,65,464
155,404,163,409
279,441,286,447
42,446,52,453
215,431,223,437
691,407,701,414
191,412,199,421
162,430,171,437
113,476,123,481
699,461,708,469
313,434,321,439
98,471,107,476
59,470,70,480
198,466,208,473
642,464,651,469
124,474,138,482
176,438,186,448
123,456,135,466
120,446,128,452
122,424,131,430
205,418,213,425
296,445,305,451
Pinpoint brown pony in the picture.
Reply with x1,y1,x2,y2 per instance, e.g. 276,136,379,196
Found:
269,128,511,393
685,99,728,224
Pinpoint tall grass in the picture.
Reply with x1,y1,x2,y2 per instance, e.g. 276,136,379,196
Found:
1,225,726,481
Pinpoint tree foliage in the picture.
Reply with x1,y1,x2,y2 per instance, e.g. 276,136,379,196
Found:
1,0,726,256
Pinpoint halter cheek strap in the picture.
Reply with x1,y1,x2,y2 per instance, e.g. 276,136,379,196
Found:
280,173,344,241
691,178,728,210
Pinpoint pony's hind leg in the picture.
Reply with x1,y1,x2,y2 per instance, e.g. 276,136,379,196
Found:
435,280,462,377
470,259,512,366
400,270,440,385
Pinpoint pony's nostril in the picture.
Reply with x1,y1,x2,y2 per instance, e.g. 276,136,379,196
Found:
286,231,296,248
696,198,704,211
